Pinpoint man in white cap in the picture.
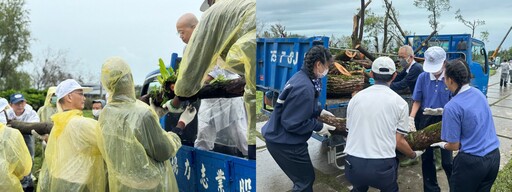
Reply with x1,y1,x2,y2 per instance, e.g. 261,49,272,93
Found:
409,46,453,192
344,56,423,191
37,79,107,192
6,93,39,191
168,0,256,159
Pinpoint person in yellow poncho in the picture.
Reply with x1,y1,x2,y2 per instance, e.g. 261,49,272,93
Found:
37,87,58,123
37,79,107,192
97,57,196,191
0,100,32,192
167,0,256,159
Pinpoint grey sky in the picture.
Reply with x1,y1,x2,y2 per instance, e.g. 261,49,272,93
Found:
257,0,512,51
26,0,203,86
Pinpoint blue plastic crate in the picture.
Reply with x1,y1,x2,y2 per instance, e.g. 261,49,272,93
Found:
256,36,329,107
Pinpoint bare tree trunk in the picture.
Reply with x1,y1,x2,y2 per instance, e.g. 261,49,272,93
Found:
351,15,360,48
384,0,407,40
373,36,379,52
358,0,366,42
382,6,390,53
352,0,372,48
405,122,442,151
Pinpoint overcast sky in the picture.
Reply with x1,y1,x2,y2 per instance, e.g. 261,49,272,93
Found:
26,0,203,85
257,0,512,50
25,0,512,86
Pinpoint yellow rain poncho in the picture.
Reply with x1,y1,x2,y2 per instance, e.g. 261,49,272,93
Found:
37,110,106,191
98,57,182,191
174,0,257,146
0,123,32,192
37,87,57,123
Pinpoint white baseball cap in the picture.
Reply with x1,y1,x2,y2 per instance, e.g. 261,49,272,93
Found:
372,56,396,75
0,98,8,111
423,46,446,73
55,79,93,101
200,0,210,12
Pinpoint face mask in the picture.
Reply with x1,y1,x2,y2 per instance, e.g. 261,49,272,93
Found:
399,58,409,68
92,109,102,118
317,64,329,78
433,69,444,76
50,96,57,105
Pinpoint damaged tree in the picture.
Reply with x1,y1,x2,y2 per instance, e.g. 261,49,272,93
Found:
319,115,347,136
405,121,442,151
319,114,443,151
8,120,53,135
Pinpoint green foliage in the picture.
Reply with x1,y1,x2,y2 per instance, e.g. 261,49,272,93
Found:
0,89,46,111
492,158,512,192
0,0,32,90
156,58,177,85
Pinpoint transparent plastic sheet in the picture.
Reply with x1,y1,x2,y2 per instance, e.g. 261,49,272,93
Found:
174,0,256,146
224,29,257,146
196,97,248,155
98,57,182,191
174,0,255,97
37,87,57,123
37,110,106,192
0,123,32,192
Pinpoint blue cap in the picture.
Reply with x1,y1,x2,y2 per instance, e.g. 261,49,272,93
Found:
9,93,26,104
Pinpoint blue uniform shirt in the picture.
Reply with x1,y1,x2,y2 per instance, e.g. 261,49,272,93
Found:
412,72,451,109
441,87,500,157
262,70,323,145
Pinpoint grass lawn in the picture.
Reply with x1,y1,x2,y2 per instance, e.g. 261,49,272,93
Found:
492,159,512,191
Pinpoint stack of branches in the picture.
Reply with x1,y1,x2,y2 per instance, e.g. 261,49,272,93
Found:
139,58,246,106
327,50,368,98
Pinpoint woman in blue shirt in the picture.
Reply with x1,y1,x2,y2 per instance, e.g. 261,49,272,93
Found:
262,45,335,192
431,59,500,191
410,46,453,192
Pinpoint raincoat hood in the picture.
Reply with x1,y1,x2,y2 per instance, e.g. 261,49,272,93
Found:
101,57,136,104
43,87,57,106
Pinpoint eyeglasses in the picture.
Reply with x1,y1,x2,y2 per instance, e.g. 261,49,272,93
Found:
71,91,85,97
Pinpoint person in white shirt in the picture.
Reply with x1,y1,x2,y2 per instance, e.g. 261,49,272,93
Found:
500,59,510,87
344,57,423,191
7,93,40,191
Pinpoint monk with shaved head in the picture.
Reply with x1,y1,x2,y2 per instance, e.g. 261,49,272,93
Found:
176,13,198,44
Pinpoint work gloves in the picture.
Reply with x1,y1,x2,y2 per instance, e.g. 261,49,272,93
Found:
178,105,197,126
430,141,448,149
317,123,336,137
412,150,425,159
320,109,334,117
423,108,443,116
162,99,185,113
409,116,416,132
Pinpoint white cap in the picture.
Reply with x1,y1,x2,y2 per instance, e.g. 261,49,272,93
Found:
200,0,210,12
372,57,396,75
0,98,8,111
423,46,446,73
55,79,93,101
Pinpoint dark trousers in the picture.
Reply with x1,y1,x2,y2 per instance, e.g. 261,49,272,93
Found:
450,148,500,192
345,155,399,192
416,113,453,192
266,142,315,192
